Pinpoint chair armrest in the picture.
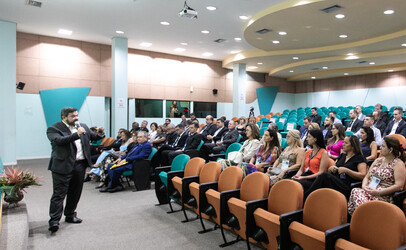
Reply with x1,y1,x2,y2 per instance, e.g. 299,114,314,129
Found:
219,189,240,224
166,170,185,196
279,209,303,250
199,182,219,213
393,190,406,209
181,176,200,202
155,165,171,175
350,181,362,189
210,153,226,159
325,223,350,250
246,198,268,238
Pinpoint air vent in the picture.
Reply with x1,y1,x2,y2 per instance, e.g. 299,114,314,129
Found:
214,39,226,43
256,28,272,34
358,61,368,64
311,67,320,71
320,4,342,13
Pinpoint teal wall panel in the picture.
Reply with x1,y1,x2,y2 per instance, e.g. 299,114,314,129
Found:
256,86,279,115
39,87,90,127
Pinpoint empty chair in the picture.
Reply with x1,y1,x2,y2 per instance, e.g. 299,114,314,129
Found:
246,180,303,250
280,188,347,250
167,157,205,213
181,162,222,222
220,172,270,247
326,200,406,250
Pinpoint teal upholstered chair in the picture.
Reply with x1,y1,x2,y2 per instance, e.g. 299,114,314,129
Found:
214,142,243,161
159,154,190,187
281,138,288,149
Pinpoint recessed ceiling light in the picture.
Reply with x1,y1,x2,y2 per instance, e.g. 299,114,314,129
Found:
347,53,354,56
202,52,213,57
335,14,345,19
230,50,241,54
239,16,249,20
311,77,316,79
206,6,216,11
322,66,328,69
180,42,188,46
402,44,406,47
201,30,210,34
388,69,394,72
115,30,124,34
234,37,242,41
174,48,186,52
293,57,299,60
272,40,280,44
345,55,359,60
140,42,152,47
369,62,375,65
339,34,348,38
160,21,170,26
248,66,258,69
289,70,294,73
278,31,287,35
257,62,263,65
344,73,349,75
58,29,72,35
384,10,394,15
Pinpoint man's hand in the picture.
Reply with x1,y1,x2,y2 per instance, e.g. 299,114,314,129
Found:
77,127,86,135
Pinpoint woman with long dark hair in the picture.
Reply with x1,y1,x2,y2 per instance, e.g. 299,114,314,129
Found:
326,123,345,159
359,126,378,162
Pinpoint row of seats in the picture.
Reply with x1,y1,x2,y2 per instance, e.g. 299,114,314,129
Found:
153,156,406,249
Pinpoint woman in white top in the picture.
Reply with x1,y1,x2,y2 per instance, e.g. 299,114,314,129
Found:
148,122,158,142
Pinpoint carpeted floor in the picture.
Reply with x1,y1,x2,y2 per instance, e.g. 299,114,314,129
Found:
20,159,261,250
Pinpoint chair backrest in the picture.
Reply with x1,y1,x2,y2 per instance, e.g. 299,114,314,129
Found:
260,127,268,137
388,134,406,149
184,157,205,177
268,179,303,215
148,147,158,160
225,143,242,159
240,172,269,202
218,166,243,192
345,131,354,135
236,134,242,143
170,154,190,171
281,138,288,150
199,162,221,184
303,188,347,232
197,140,204,151
99,137,108,146
350,200,406,250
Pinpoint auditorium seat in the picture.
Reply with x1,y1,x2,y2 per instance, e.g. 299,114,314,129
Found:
279,188,347,250
210,142,242,160
325,200,406,250
246,180,303,250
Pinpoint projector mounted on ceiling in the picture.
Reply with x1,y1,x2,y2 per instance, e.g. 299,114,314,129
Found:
179,1,197,19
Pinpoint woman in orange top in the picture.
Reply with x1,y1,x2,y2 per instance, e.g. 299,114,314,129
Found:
292,129,330,193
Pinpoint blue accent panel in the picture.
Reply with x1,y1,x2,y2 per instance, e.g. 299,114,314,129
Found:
40,87,90,127
0,156,3,174
256,86,279,115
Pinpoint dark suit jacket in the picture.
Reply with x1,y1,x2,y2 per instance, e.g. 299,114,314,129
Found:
47,121,103,175
212,127,228,143
172,132,188,149
164,131,178,146
200,123,217,142
221,129,239,147
374,120,386,136
184,133,203,151
121,141,152,163
346,118,363,133
321,125,333,144
310,115,322,125
383,119,406,137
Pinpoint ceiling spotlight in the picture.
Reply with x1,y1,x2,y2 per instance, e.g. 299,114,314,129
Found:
115,30,124,34
344,73,349,75
247,66,258,69
174,48,186,52
289,70,294,73
339,34,348,38
388,69,394,72
293,56,299,60
369,62,375,65
347,53,354,56
384,10,394,15
239,15,249,20
272,40,280,44
278,31,287,35
234,37,242,41
402,44,406,47
160,21,170,25
206,6,216,11
201,30,210,34
179,1,198,19
230,50,241,54
335,14,345,19
58,29,72,35
202,52,213,57
140,42,152,47
322,66,328,69
311,77,316,79
180,42,188,46
257,62,263,65
345,55,359,60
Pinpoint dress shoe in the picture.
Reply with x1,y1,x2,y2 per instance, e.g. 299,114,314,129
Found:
108,185,124,193
99,187,109,192
83,175,91,182
49,222,59,233
95,183,104,189
65,216,82,223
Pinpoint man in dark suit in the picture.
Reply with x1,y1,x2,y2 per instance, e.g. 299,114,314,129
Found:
383,108,406,137
346,109,363,133
372,111,387,136
374,103,390,125
47,107,105,233
159,124,189,166
200,115,217,142
211,120,239,154
310,107,322,125
167,122,203,163
100,131,152,193
201,118,228,159
321,116,333,144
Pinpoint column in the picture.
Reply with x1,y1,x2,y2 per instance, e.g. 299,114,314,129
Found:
232,63,247,118
0,21,17,165
111,37,128,135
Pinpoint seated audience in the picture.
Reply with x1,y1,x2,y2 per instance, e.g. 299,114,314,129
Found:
329,110,342,124
346,109,363,133
164,118,171,126
383,107,406,137
356,105,366,121
348,136,406,215
189,113,198,123
372,111,386,136
248,116,258,127
158,124,188,166
321,116,333,144
326,123,345,159
138,120,149,132
355,114,382,146
359,126,378,163
148,122,158,142
129,122,139,134
267,129,305,186
204,118,226,144
200,115,217,142
303,122,320,149
304,135,367,199
374,103,390,125
292,129,329,193
299,117,311,142
180,114,187,127
237,116,247,132
150,125,166,148
310,107,322,125
100,131,152,193
268,122,282,147
210,120,239,154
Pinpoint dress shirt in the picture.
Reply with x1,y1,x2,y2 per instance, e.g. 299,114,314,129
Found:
211,127,224,143
63,120,84,160
390,120,402,135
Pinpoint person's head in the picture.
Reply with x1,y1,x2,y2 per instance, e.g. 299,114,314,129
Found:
356,105,363,115
303,117,311,128
343,135,362,155
323,117,331,127
132,122,139,129
137,131,148,144
360,126,375,144
248,116,256,125
205,115,214,124
216,118,225,128
286,129,302,148
309,122,320,130
263,129,280,150
363,115,375,127
311,107,318,115
175,124,185,134
172,100,177,106
185,120,193,127
190,113,196,120
381,136,406,161
332,123,345,140
268,122,278,132
181,114,186,121
165,118,171,124
157,125,164,134
117,128,125,137
141,120,148,128
349,109,357,120
372,111,380,121
329,110,337,118
228,120,235,130
90,126,98,133
307,129,326,149
374,103,382,112
245,124,260,140
239,116,247,125
150,122,158,131
121,129,131,142
393,107,403,122
132,131,138,140
220,115,227,121
166,123,176,133
189,122,199,133
61,107,78,126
